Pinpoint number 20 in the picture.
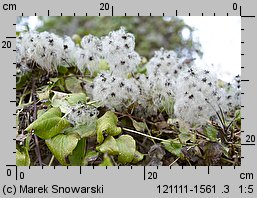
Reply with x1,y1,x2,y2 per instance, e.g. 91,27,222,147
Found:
100,3,109,10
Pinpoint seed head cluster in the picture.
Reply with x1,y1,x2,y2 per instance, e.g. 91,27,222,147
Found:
16,31,76,73
17,28,241,125
76,27,140,76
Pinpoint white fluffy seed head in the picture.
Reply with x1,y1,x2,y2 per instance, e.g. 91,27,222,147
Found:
77,34,103,74
102,27,136,54
75,48,102,75
16,31,76,73
77,28,140,76
101,27,141,76
62,36,76,63
66,104,99,125
91,72,140,111
173,66,221,125
146,48,181,77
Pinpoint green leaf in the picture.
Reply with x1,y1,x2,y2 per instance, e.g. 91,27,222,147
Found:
69,138,86,166
16,72,32,91
178,132,192,144
25,108,70,139
51,96,70,114
58,66,68,74
116,135,136,164
179,126,196,143
97,129,105,145
66,93,88,106
65,123,96,138
49,77,59,83
84,150,99,165
46,133,79,165
99,155,113,166
204,126,218,142
234,109,241,126
65,76,83,93
132,150,144,164
16,133,32,166
162,139,183,158
161,97,174,116
37,109,47,118
51,92,88,114
96,136,119,155
16,149,30,166
131,118,147,132
96,111,122,143
37,87,50,101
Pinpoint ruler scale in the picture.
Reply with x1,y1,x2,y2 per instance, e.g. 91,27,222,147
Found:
1,0,256,197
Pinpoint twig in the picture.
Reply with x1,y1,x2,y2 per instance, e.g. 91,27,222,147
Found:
196,131,211,141
221,157,235,165
31,74,43,166
115,111,156,126
169,157,180,166
122,127,170,142
48,155,55,166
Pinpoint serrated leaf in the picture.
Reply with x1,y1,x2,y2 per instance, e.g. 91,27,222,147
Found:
162,139,184,158
69,138,86,166
204,126,218,142
25,108,70,139
116,135,136,164
46,134,79,165
131,118,147,132
132,150,144,164
96,136,119,155
96,111,121,143
16,149,30,166
99,155,113,166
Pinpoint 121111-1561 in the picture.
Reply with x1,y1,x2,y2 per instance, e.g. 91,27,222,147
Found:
157,184,220,194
